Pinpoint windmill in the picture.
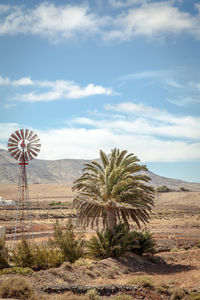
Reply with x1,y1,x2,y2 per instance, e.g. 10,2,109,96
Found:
7,129,41,246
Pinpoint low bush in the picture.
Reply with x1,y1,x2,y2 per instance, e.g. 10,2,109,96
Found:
86,289,100,300
170,287,185,300
12,238,34,268
128,275,154,288
49,201,62,206
188,292,200,300
109,295,132,300
86,223,135,259
12,220,82,269
156,185,173,193
12,238,63,270
179,187,190,192
0,276,35,300
0,266,33,275
53,219,84,263
74,258,93,268
156,281,170,295
31,243,64,270
130,231,156,255
183,296,194,300
0,238,9,269
87,224,156,259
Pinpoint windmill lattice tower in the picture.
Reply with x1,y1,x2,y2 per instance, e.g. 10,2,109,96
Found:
7,129,41,247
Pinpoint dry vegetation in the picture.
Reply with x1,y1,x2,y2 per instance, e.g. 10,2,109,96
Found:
0,184,200,299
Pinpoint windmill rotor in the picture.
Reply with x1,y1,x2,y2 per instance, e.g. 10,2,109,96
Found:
8,129,41,162
7,129,41,247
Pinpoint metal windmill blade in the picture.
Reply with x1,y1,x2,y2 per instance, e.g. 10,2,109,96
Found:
7,129,41,162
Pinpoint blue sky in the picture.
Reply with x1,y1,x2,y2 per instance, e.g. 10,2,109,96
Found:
0,0,200,182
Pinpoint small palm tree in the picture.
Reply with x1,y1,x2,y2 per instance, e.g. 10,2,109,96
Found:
72,148,154,231
87,223,134,259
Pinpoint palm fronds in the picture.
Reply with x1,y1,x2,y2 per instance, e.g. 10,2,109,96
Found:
73,148,155,230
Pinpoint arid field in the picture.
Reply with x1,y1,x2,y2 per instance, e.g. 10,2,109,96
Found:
0,184,200,299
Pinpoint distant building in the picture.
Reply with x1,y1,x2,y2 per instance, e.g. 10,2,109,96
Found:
0,196,16,206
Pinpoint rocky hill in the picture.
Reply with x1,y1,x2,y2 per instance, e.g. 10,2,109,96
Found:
0,149,200,191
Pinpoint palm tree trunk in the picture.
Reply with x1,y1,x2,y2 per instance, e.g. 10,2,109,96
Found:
106,208,117,231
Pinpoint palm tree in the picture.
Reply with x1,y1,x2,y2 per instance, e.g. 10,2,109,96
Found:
72,148,154,231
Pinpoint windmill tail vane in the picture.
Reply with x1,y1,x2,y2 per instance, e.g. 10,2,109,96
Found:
7,129,41,247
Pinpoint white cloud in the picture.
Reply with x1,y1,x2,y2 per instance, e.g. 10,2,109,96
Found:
189,81,200,91
19,81,113,102
0,143,6,150
0,2,200,42
3,103,17,109
118,70,184,88
0,4,10,12
0,76,11,85
0,75,113,102
164,79,184,89
55,101,200,162
108,0,148,8
104,102,200,140
0,2,107,42
118,70,165,80
5,126,200,162
104,2,199,41
1,101,200,162
167,96,200,107
14,77,34,86
0,123,19,141
0,75,33,86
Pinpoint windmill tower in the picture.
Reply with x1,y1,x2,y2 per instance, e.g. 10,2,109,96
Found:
7,129,41,247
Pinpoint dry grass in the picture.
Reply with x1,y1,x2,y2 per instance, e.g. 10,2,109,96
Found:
127,275,155,288
0,276,36,300
0,184,75,202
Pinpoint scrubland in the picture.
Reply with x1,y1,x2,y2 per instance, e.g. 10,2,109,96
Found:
0,184,200,299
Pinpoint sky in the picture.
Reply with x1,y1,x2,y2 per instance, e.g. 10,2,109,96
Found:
0,0,200,182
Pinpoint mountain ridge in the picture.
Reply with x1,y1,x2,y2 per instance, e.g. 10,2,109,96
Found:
0,149,200,191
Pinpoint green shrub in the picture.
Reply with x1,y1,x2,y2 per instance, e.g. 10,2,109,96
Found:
0,238,9,269
49,201,62,206
31,243,63,270
130,230,156,255
12,238,63,270
86,223,134,259
156,185,172,193
0,266,33,275
53,219,84,263
12,238,34,268
188,292,200,300
171,247,179,253
0,276,35,299
74,258,93,268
